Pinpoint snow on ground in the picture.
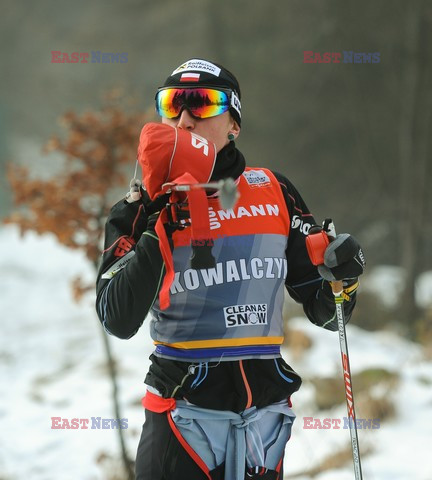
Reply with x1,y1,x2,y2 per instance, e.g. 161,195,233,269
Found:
0,225,431,479
0,226,154,480
282,319,432,480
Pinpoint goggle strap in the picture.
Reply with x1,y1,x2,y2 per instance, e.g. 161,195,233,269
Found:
230,91,241,119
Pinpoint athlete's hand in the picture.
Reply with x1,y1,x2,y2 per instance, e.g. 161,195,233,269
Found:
146,205,190,237
318,234,365,281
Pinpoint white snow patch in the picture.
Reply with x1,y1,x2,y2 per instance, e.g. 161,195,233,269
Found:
363,265,432,309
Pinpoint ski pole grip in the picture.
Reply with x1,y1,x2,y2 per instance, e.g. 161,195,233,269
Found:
330,280,344,296
306,229,330,266
306,224,345,297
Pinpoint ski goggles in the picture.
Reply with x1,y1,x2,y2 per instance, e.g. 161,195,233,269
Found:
155,87,241,120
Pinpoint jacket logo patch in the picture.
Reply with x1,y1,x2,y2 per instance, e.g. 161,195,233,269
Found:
291,215,312,235
243,170,271,188
101,251,135,279
224,304,268,328
114,237,135,257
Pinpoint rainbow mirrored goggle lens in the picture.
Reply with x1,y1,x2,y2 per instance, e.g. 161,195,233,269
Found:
155,87,235,120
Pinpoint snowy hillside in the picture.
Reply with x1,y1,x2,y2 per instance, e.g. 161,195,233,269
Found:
0,225,431,480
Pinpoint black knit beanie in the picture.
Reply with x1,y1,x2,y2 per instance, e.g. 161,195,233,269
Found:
161,58,242,126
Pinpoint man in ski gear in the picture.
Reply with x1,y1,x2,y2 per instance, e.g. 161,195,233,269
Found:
95,58,365,480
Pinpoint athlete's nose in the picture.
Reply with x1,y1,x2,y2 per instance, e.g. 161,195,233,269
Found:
176,109,196,130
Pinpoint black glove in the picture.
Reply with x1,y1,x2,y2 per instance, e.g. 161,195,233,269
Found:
141,190,188,237
318,234,365,281
145,203,190,236
146,204,214,269
140,189,170,216
145,212,160,235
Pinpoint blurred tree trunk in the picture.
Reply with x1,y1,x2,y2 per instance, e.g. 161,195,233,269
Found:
398,0,431,332
90,253,134,480
100,321,135,479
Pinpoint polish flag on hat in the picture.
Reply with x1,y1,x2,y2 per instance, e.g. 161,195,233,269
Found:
180,72,200,82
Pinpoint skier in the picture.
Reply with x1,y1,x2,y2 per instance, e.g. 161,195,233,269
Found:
96,58,365,480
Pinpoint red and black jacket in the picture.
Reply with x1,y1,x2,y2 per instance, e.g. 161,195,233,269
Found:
95,142,357,412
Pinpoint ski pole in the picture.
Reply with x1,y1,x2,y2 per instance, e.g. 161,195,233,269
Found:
330,279,363,479
162,177,239,210
306,220,363,480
